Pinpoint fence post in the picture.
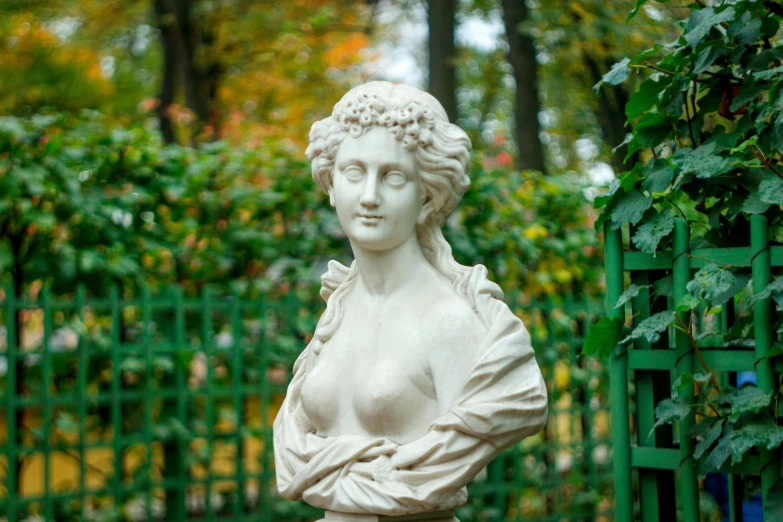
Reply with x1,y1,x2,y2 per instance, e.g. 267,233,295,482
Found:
163,284,187,521
672,218,699,522
109,283,124,509
5,282,18,522
201,286,215,520
750,214,781,516
41,286,53,521
76,283,87,518
230,287,246,514
604,222,632,522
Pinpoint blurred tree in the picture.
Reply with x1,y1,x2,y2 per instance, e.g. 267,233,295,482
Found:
0,0,377,144
427,0,458,122
499,0,545,173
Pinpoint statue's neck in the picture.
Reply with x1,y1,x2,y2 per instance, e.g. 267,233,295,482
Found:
350,233,433,297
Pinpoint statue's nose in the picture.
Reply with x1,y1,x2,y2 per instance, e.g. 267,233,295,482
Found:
359,175,381,208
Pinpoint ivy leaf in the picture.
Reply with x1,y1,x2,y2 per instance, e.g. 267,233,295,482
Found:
686,264,736,307
748,277,783,306
757,343,783,362
730,80,765,112
730,418,780,464
642,160,675,194
709,273,750,307
634,112,671,147
654,275,673,298
759,177,783,205
703,433,733,472
695,420,724,460
651,398,691,432
56,411,79,435
582,317,623,358
594,58,631,94
613,283,650,309
675,292,701,312
742,190,772,214
719,385,772,422
627,0,651,22
693,45,729,74
754,65,783,81
626,78,667,120
632,210,675,254
684,7,737,49
672,142,734,179
621,311,673,344
612,190,653,230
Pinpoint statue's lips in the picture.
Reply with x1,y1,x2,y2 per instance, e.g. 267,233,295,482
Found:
357,214,383,225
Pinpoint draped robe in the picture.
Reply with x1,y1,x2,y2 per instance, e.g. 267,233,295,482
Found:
273,264,548,516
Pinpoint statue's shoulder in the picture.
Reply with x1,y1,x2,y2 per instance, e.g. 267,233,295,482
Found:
419,281,488,345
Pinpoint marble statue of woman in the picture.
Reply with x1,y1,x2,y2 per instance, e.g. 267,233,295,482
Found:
273,81,548,521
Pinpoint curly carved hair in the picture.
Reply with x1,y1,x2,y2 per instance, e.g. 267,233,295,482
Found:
305,83,502,349
305,81,472,225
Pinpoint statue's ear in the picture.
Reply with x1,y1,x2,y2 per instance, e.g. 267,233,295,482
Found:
417,190,434,225
327,186,336,207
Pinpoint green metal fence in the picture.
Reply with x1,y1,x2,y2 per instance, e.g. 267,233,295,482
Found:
605,215,783,521
1,282,610,522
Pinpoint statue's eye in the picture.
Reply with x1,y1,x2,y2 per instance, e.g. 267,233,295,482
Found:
342,166,364,181
384,171,406,186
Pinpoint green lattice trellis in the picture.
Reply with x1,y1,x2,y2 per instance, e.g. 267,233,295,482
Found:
605,215,783,522
1,283,609,522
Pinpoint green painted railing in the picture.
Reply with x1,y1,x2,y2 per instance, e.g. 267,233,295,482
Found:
0,282,609,521
605,215,783,521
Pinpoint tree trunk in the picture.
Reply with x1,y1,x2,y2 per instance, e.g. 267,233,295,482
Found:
153,0,221,143
154,0,177,143
427,0,457,122
501,0,546,173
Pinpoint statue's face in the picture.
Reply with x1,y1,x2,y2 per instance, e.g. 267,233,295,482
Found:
331,127,427,252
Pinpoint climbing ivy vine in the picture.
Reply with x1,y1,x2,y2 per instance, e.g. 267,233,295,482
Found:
584,0,783,475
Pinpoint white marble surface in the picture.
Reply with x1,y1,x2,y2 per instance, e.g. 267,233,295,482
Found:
273,82,547,519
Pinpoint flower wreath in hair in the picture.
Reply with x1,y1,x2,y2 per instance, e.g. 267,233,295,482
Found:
305,90,440,192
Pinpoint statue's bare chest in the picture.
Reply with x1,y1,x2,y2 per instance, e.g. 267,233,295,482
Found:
301,310,440,444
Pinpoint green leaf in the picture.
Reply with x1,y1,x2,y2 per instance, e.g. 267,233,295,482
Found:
626,0,650,23
672,142,734,179
686,264,736,307
754,65,783,81
730,80,765,112
642,160,675,193
582,317,623,358
684,7,737,49
632,210,675,254
709,273,750,307
675,293,701,312
612,190,653,230
749,277,783,306
742,190,772,214
703,433,732,471
693,45,729,74
730,418,779,464
757,343,783,362
695,420,724,460
621,311,673,344
719,385,772,422
759,177,783,205
594,58,631,95
55,411,79,435
654,275,673,297
613,284,650,309
626,78,667,120
652,398,691,432
634,112,671,147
